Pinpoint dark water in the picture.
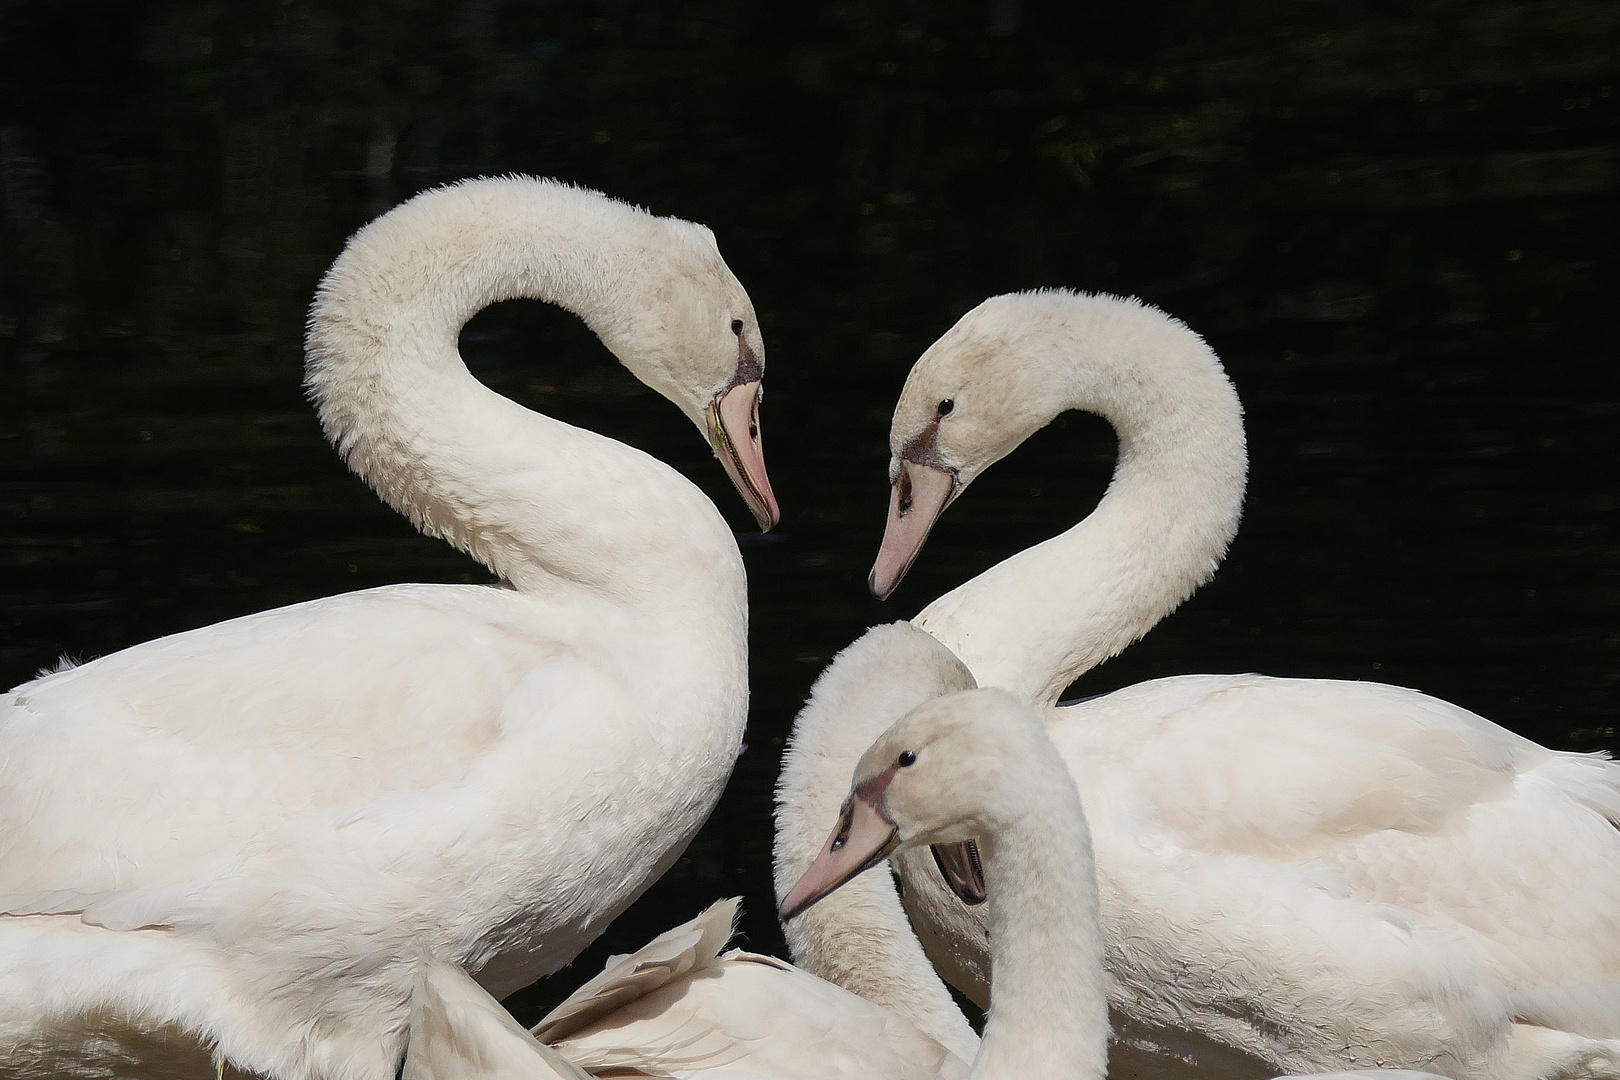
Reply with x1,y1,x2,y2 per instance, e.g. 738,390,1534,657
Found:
2,0,1617,1028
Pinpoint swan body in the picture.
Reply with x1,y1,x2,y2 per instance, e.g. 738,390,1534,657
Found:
400,898,970,1080
853,291,1620,1080
0,177,777,1080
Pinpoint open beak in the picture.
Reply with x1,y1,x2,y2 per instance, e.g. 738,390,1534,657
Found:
868,460,958,599
779,793,900,919
707,380,779,532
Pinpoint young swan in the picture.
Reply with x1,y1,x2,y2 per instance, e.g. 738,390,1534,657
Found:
783,688,1111,1080
783,688,1451,1080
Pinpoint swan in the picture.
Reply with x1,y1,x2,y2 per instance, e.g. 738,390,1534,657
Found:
850,290,1620,1080
0,176,779,1080
783,686,1451,1080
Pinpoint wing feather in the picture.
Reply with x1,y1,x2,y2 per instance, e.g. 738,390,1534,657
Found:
406,956,594,1080
0,584,605,922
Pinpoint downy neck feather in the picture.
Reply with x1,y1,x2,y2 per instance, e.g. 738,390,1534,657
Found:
971,718,1110,1080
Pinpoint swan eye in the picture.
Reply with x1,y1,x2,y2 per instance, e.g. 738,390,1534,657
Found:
731,319,744,335
897,750,917,768
937,399,954,416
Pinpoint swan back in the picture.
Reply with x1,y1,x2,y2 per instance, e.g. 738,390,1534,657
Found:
533,897,742,1045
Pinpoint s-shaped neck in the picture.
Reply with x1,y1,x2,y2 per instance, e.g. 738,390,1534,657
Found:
305,178,741,621
773,624,982,1063
915,299,1247,707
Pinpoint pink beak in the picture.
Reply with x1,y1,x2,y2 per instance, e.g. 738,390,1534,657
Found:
707,380,779,532
779,793,901,919
868,460,957,599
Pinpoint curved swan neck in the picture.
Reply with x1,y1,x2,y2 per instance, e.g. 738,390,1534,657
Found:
773,625,981,1062
973,750,1109,1080
304,178,740,611
916,296,1247,706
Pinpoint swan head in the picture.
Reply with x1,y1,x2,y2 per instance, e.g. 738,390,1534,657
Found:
780,687,1052,918
869,293,1088,597
592,217,779,531
869,290,1226,598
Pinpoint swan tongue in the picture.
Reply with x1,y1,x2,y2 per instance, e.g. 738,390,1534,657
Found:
708,380,779,532
779,793,900,919
930,840,987,905
869,461,957,599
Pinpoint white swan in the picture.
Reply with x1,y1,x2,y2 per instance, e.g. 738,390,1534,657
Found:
783,686,1451,1080
851,290,1620,1080
0,177,778,1080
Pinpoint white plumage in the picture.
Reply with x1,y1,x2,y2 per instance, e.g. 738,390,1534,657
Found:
782,687,1453,1080
406,689,1451,1080
0,177,775,1080
402,898,969,1080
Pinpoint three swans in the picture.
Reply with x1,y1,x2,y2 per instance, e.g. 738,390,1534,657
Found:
852,290,1620,1079
0,177,777,1080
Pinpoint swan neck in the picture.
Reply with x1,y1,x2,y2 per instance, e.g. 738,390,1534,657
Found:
773,626,981,1062
973,769,1109,1080
917,310,1246,706
304,180,739,611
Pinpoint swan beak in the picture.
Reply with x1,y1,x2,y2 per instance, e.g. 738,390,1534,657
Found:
779,793,900,919
869,461,957,599
708,380,779,532
930,840,987,905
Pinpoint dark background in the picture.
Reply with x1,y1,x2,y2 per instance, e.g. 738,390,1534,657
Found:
2,0,1617,1026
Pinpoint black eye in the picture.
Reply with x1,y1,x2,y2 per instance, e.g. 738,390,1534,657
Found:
897,750,917,768
731,319,744,335
937,399,954,416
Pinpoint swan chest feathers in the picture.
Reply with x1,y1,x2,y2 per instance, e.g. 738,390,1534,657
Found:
0,580,747,1071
